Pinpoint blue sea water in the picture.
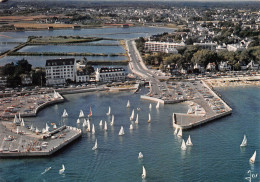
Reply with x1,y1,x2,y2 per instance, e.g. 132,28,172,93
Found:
0,86,260,181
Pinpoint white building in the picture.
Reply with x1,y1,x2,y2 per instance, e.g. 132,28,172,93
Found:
96,67,126,82
193,42,218,51
76,70,89,83
218,61,231,71
45,58,76,85
227,44,245,52
0,76,7,86
145,41,185,53
247,60,259,70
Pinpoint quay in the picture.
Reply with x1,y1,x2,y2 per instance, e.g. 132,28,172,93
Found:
126,39,233,130
0,122,82,157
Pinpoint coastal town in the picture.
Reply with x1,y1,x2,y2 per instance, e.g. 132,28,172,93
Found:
0,0,260,181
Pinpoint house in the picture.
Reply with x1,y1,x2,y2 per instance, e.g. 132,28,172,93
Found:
165,48,178,54
76,70,89,83
206,62,216,71
194,63,205,73
0,76,7,86
218,61,231,71
96,67,126,82
247,60,259,70
45,58,76,85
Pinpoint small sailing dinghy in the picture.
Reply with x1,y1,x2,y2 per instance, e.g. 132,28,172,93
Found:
106,106,111,116
99,120,103,126
130,109,135,120
92,124,95,134
53,124,57,130
126,100,130,108
21,118,25,127
118,126,125,136
88,107,92,117
186,135,193,146
92,139,97,150
156,102,160,109
147,113,151,123
82,119,87,127
59,164,65,174
62,109,68,118
45,123,50,133
149,103,152,110
240,135,247,147
86,120,91,132
181,139,187,150
174,127,178,135
41,167,51,175
135,114,139,124
104,121,108,131
110,115,114,126
77,118,80,124
79,110,84,118
177,128,182,137
142,166,146,179
249,151,256,164
137,107,141,111
138,152,143,159
129,124,133,130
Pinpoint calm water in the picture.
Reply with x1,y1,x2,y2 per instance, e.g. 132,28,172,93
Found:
0,26,173,67
0,86,260,181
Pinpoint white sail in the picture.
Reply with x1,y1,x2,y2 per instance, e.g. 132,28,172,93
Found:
30,124,34,131
130,109,135,120
142,166,146,179
79,110,85,118
62,109,68,117
240,135,247,147
181,139,187,150
126,100,130,108
19,113,21,121
45,123,50,132
35,127,40,133
21,118,25,127
129,124,133,130
88,107,92,117
249,151,256,164
104,121,108,131
135,114,139,124
106,106,111,116
83,119,87,127
138,152,143,159
147,113,151,123
177,128,182,137
118,126,125,136
77,118,80,124
87,121,91,132
186,135,193,146
92,139,98,150
156,102,160,109
149,103,152,110
174,127,178,135
13,114,20,124
187,107,193,114
110,115,114,126
99,120,103,126
41,167,52,175
53,124,57,129
59,164,65,174
92,124,95,134
16,127,19,134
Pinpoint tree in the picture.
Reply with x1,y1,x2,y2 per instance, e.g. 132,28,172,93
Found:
191,49,218,67
85,65,95,74
1,62,15,76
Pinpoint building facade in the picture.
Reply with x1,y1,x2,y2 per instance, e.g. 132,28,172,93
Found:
45,58,76,85
145,41,185,53
96,67,126,82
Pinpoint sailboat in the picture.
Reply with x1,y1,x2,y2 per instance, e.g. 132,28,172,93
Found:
16,127,19,134
181,139,187,150
79,110,84,118
177,128,182,137
45,123,50,133
147,113,151,123
135,114,139,124
53,124,57,130
21,118,25,127
19,112,21,122
240,135,247,147
41,167,52,175
110,115,114,126
88,107,92,117
92,139,97,150
130,109,135,120
104,121,108,131
249,151,256,164
138,152,143,159
186,135,193,146
156,102,160,109
142,166,146,179
92,124,95,134
118,126,125,136
126,100,130,108
106,106,111,116
149,103,152,110
13,114,20,125
62,109,68,118
129,124,133,130
83,119,87,127
77,119,80,124
35,127,40,134
174,127,178,135
59,164,65,174
99,120,103,126
86,121,91,132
